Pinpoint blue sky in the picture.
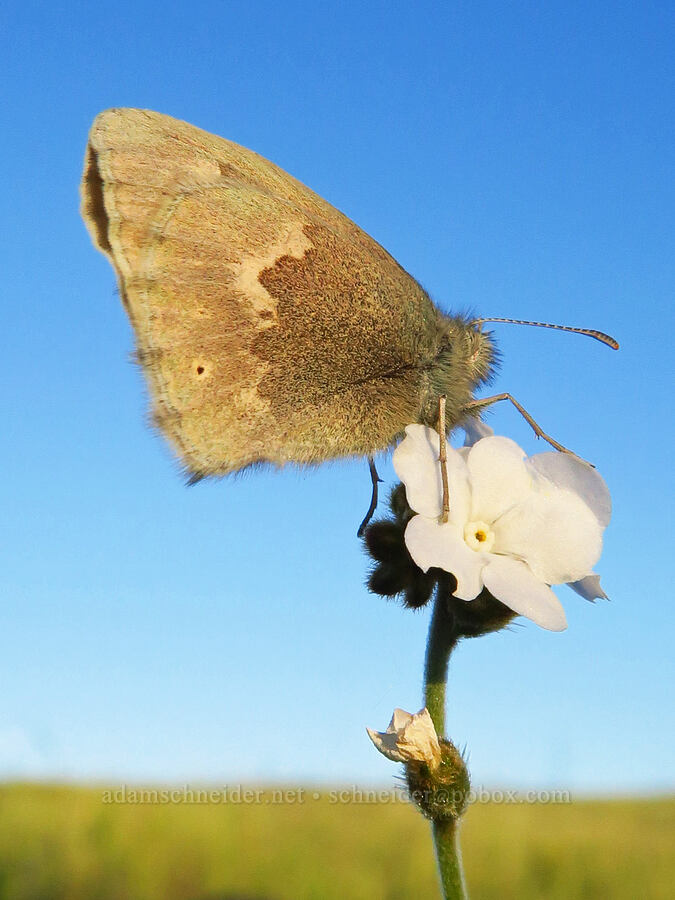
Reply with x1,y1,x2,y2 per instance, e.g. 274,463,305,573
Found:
1,1,673,792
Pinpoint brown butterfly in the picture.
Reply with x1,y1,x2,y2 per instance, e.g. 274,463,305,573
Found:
80,109,617,528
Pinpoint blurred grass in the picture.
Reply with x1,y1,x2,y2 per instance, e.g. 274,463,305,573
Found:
0,784,672,899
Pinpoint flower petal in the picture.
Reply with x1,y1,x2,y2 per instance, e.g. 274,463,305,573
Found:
366,730,408,764
466,436,533,522
568,573,608,602
367,707,441,767
463,417,494,447
493,484,603,584
393,425,471,525
392,425,441,517
389,708,414,731
404,515,485,600
529,452,612,527
482,556,567,631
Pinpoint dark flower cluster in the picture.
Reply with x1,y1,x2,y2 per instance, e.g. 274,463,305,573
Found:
363,484,516,637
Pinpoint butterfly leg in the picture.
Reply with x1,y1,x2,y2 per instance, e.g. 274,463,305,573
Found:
357,457,383,537
438,395,450,523
465,393,576,455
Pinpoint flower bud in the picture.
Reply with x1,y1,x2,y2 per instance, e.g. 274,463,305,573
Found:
367,707,471,822
405,738,471,822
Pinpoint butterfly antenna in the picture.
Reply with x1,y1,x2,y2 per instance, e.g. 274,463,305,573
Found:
471,317,619,350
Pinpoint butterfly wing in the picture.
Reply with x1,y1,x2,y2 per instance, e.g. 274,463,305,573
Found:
81,108,442,478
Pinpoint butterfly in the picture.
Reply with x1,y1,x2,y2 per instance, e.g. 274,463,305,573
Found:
80,109,617,529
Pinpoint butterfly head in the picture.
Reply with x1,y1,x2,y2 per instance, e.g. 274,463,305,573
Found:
465,319,497,389
418,315,497,431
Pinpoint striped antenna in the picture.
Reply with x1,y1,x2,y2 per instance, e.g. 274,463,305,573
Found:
471,317,619,350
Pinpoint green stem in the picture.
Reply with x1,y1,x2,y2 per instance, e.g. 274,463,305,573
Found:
424,588,459,737
432,819,466,899
424,589,468,900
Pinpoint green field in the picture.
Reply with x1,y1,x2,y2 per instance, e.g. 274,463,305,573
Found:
0,784,672,899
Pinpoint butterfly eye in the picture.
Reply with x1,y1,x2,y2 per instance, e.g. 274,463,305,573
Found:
470,331,484,361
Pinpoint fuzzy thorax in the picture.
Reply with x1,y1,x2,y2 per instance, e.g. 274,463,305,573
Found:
417,315,496,429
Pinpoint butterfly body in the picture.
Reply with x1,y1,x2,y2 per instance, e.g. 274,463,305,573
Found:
81,109,495,479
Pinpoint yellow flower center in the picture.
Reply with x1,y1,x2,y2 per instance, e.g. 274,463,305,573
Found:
464,520,495,553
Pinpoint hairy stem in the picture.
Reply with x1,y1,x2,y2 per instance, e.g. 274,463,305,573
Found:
424,588,467,899
432,819,467,899
424,587,459,736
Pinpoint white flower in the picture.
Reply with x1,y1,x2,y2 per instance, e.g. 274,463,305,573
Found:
393,425,611,631
367,707,441,767
568,573,608,602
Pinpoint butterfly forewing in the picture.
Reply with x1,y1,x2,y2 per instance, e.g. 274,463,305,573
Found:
81,109,442,477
